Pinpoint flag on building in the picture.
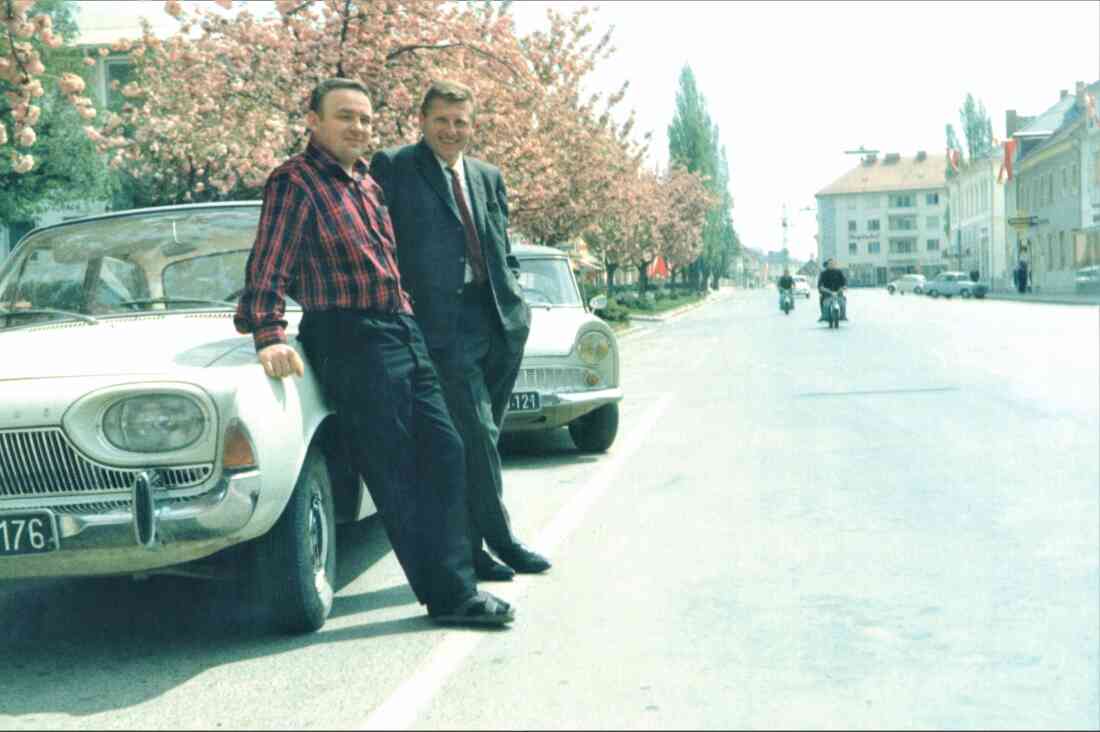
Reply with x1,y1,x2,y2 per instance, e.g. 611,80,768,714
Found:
997,139,1017,183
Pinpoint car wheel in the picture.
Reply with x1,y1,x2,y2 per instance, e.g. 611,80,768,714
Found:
914,287,923,294
568,403,619,453
245,445,337,634
960,289,971,298
887,285,895,294
929,290,938,298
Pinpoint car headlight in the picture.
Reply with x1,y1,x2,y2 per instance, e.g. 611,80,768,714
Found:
102,395,206,453
576,331,611,365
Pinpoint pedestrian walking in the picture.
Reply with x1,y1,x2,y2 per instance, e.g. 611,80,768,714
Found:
1015,260,1029,294
234,77,514,627
370,80,551,582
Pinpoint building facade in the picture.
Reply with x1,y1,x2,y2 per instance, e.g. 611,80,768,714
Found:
1009,80,1100,293
816,152,948,286
945,154,1010,288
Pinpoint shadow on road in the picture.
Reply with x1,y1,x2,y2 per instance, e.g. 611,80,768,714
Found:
0,513,435,719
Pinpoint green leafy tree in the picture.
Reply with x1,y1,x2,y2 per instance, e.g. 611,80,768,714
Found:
667,65,738,292
959,93,994,162
1,0,113,229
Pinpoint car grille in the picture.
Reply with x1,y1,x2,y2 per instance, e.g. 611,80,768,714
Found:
0,427,213,500
515,367,591,393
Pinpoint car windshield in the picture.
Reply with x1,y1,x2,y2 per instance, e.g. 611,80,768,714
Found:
0,206,271,330
514,256,583,307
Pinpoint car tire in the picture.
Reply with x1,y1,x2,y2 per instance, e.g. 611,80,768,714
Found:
914,287,923,294
568,403,619,453
961,289,971,298
929,290,938,298
887,286,895,294
245,445,337,634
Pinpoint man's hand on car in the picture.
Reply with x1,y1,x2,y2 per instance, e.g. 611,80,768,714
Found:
258,343,305,379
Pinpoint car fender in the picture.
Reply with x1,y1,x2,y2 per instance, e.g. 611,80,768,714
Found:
217,353,336,542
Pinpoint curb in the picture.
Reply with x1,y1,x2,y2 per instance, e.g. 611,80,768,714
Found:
983,293,1100,307
613,288,738,337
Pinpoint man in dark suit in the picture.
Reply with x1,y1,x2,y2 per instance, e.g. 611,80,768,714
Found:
370,80,551,582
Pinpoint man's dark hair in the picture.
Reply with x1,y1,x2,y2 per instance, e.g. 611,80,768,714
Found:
419,79,476,116
308,78,371,116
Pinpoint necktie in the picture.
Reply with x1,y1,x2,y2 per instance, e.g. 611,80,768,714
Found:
447,166,487,284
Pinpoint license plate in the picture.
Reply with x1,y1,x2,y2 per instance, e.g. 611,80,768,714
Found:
0,511,59,557
508,391,541,413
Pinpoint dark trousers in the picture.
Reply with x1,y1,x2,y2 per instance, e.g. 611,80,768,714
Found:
299,310,476,611
430,289,524,559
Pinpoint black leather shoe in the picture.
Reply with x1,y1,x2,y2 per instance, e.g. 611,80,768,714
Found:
497,544,551,574
474,551,515,582
429,591,515,627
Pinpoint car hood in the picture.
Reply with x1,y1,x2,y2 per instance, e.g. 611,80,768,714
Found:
523,306,599,357
0,312,255,381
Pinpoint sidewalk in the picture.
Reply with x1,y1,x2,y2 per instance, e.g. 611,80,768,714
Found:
628,286,739,323
984,289,1100,306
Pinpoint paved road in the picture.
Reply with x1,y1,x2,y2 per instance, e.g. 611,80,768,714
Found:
2,288,1097,730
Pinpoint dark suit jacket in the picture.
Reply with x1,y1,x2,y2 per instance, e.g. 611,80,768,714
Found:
370,140,530,355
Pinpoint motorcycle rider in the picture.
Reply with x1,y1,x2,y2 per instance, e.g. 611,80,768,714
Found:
777,268,795,310
817,258,848,321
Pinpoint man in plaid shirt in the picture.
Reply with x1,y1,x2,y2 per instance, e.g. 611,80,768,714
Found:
234,78,514,628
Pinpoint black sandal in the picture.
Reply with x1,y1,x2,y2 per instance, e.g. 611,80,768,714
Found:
430,591,515,627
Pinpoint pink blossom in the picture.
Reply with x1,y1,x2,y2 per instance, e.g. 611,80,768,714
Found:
25,105,40,125
17,125,38,149
214,0,233,8
0,126,6,146
164,1,183,18
82,57,96,67
98,47,110,57
59,73,85,94
12,154,35,173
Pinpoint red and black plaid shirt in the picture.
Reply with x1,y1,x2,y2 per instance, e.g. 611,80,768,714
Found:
234,139,413,351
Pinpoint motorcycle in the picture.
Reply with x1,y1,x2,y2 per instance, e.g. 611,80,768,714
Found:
779,288,794,315
820,287,844,329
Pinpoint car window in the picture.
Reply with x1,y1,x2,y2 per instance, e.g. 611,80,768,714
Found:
515,256,582,306
163,250,250,302
0,207,265,327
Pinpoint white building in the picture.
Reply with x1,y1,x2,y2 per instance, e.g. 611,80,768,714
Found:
815,152,948,286
945,153,1010,289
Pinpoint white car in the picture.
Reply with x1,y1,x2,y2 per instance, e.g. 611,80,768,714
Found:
503,244,623,452
792,275,812,298
0,203,376,634
924,271,988,299
887,273,926,295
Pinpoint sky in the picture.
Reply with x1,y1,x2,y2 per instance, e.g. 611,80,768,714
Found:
72,0,1100,260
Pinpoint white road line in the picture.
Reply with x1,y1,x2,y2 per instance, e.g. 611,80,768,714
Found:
361,392,676,731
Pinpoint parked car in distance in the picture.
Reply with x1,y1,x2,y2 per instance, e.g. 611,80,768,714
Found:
0,202,375,635
887,273,926,295
924,271,988,299
792,275,811,298
503,244,623,452
1075,265,1100,294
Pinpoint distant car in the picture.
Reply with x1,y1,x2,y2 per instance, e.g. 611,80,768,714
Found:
887,273,926,295
1075,265,1100,294
792,275,811,298
0,203,376,635
924,271,988,299
503,244,623,452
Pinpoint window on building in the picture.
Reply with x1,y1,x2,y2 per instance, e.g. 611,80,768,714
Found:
849,243,858,255
868,241,881,254
1071,163,1079,192
889,238,916,254
1059,231,1066,270
926,216,939,229
889,194,914,208
865,195,880,209
926,193,939,205
1047,174,1053,205
888,215,917,230
105,59,135,111
868,219,881,231
848,221,857,232
927,239,939,251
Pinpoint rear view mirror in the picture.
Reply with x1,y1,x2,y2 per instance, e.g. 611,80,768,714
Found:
588,294,607,311
506,254,521,276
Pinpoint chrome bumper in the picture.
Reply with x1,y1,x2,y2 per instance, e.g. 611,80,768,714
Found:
503,387,623,432
0,471,262,579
